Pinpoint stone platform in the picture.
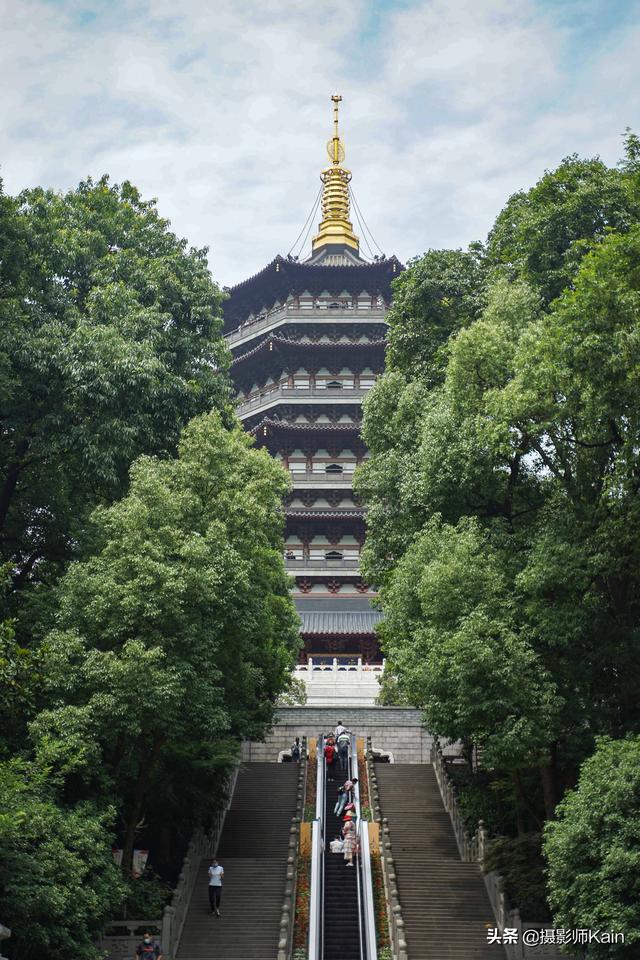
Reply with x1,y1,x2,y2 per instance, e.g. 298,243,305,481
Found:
293,659,384,706
242,705,433,764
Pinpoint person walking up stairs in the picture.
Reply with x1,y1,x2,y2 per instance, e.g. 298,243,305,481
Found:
176,762,299,960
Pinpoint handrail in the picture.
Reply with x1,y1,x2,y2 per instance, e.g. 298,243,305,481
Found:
224,304,388,346
367,739,408,960
236,384,370,420
309,734,326,960
430,741,485,862
352,735,377,960
351,735,366,960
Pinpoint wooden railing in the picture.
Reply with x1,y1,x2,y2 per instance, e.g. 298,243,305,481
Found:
236,384,371,419
367,738,408,960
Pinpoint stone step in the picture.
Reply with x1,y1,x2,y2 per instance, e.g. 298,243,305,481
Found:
375,764,505,959
176,763,299,960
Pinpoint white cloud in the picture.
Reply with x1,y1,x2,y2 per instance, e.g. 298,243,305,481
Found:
0,0,639,285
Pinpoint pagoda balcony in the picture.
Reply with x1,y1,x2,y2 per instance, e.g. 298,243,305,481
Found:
225,303,388,349
284,557,360,574
284,505,366,518
289,471,354,489
236,383,371,420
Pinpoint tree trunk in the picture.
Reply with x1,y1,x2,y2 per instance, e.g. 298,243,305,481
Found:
540,743,560,820
122,734,165,875
512,774,527,836
513,769,542,830
0,438,30,534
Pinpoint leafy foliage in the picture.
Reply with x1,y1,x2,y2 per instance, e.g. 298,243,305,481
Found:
0,761,125,960
544,737,640,954
358,140,640,933
0,175,230,612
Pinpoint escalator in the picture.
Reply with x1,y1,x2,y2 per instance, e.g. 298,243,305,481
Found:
309,734,377,960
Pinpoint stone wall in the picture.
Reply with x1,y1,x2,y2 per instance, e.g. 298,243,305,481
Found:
241,706,434,763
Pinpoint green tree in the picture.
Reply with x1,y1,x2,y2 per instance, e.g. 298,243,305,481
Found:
486,148,640,304
359,144,640,832
544,737,640,956
0,760,125,960
0,176,230,608
32,411,300,873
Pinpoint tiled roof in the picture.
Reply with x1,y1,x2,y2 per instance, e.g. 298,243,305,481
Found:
231,334,386,368
299,610,383,636
250,417,362,436
223,255,403,331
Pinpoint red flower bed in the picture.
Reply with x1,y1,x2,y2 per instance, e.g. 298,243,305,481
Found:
370,854,391,949
294,853,311,951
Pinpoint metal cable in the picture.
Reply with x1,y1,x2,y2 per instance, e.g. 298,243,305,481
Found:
349,186,385,257
287,185,323,259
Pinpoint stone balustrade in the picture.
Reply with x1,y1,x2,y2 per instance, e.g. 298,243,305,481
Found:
100,765,239,960
430,740,577,960
277,738,307,960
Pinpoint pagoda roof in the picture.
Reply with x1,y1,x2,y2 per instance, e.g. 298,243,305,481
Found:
299,610,382,636
250,417,362,437
231,334,386,369
284,508,366,521
223,254,403,332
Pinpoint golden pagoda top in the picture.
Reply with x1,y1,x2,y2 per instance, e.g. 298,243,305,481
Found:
311,94,360,254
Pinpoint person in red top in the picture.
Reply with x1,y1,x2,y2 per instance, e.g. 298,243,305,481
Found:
324,738,337,779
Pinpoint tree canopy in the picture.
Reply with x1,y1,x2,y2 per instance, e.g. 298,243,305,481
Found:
0,174,299,958
356,140,640,941
544,737,640,956
0,175,230,611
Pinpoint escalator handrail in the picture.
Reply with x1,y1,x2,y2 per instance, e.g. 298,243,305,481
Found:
351,734,378,960
309,734,326,960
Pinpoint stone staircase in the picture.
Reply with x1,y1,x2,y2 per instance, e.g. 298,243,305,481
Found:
176,762,299,960
376,764,506,959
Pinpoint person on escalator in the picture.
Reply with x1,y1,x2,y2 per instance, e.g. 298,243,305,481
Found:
334,777,357,816
336,730,350,771
342,814,357,867
324,739,337,779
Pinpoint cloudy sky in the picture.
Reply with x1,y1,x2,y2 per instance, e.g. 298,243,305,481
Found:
1,0,639,286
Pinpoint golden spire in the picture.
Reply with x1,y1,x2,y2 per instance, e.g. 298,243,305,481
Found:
311,94,360,253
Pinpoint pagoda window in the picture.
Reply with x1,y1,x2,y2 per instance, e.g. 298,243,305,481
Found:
325,463,344,474
326,380,343,390
325,550,344,561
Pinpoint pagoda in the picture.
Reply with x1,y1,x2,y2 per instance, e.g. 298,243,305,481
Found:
223,95,402,665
